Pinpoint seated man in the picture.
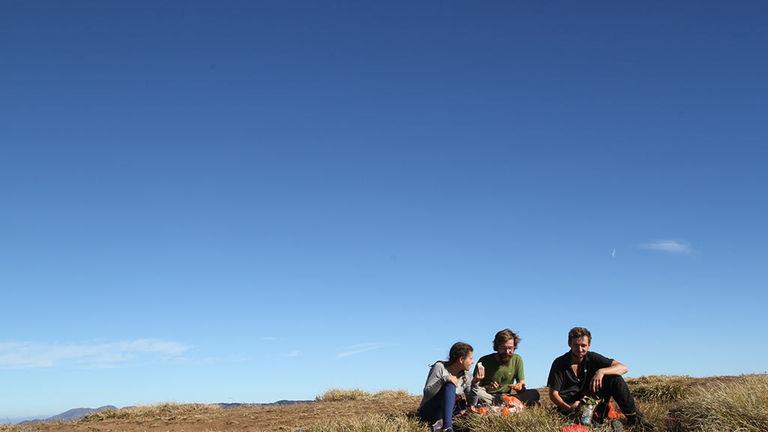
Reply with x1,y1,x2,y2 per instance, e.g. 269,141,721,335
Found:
472,328,540,406
417,342,482,432
547,327,655,431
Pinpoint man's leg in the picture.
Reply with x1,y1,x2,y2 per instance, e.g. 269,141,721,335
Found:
598,375,636,414
513,388,540,406
598,375,654,431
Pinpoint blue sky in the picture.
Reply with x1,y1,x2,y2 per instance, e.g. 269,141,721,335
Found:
1,0,767,419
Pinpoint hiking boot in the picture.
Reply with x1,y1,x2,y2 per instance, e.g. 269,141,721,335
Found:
626,413,655,431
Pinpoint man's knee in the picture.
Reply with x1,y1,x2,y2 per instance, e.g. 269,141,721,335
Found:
603,375,628,391
517,388,540,406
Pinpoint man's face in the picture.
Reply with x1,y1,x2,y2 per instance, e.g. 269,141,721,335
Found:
459,352,474,371
496,339,516,364
569,336,591,360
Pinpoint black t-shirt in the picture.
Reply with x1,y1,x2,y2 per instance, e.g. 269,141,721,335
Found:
546,351,614,403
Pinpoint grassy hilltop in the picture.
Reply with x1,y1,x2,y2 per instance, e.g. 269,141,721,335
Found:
2,374,766,432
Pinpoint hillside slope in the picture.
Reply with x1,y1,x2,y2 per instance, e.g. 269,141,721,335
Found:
1,375,765,432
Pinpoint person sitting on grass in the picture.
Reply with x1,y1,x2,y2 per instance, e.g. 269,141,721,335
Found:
471,328,541,407
547,327,655,431
417,342,483,432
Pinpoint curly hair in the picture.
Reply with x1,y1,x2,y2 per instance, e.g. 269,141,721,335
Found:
492,328,521,351
568,327,592,344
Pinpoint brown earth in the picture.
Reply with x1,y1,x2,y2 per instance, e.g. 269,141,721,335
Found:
8,397,421,432
2,375,754,432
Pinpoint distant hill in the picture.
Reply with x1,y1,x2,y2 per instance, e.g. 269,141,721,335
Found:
218,400,312,408
4,376,766,432
18,406,117,424
14,401,310,425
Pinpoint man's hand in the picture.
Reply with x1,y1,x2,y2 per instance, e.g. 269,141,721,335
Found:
487,381,501,391
510,383,524,392
473,362,485,382
569,400,581,412
591,370,605,393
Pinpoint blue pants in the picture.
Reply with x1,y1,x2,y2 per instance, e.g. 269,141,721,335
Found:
417,382,456,430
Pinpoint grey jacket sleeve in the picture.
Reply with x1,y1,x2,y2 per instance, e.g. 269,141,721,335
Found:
422,362,451,402
462,369,480,405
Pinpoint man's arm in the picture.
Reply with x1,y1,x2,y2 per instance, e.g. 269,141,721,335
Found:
549,388,579,412
590,360,628,393
511,356,526,392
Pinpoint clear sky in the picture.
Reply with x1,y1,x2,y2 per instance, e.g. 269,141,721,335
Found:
1,0,767,420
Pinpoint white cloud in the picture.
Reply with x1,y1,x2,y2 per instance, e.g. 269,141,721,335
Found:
0,339,191,369
280,350,302,358
639,240,693,255
336,342,385,359
260,336,279,341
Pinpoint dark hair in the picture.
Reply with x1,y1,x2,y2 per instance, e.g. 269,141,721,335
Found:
448,342,473,364
493,329,521,351
568,327,592,344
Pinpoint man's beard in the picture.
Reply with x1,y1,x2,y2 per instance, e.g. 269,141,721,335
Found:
497,353,512,365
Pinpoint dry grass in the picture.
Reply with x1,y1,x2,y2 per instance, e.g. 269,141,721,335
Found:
457,406,572,432
316,389,373,402
668,374,768,432
308,414,428,432
316,389,414,402
626,375,693,402
82,402,221,422
3,375,766,432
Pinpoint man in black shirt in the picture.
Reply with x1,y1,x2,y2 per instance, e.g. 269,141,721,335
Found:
547,327,654,431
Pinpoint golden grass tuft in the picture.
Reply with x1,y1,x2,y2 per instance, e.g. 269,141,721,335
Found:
81,402,221,422
316,388,372,402
626,375,693,402
372,390,413,400
315,389,414,402
668,374,768,432
456,406,572,432
307,413,428,432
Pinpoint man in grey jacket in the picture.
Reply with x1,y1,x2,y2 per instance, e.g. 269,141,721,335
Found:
418,342,484,432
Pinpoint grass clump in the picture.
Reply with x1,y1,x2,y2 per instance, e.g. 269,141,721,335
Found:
316,388,372,402
316,388,414,402
308,413,428,432
372,390,414,400
82,403,220,422
457,407,571,432
627,375,693,402
669,374,768,432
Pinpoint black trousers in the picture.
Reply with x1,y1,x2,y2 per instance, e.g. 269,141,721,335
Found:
514,388,541,406
597,375,637,415
561,375,638,416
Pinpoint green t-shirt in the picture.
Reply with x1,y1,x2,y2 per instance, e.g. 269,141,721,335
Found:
474,353,525,394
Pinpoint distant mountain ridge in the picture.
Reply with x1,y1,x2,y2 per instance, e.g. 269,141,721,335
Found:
15,401,311,424
18,405,117,424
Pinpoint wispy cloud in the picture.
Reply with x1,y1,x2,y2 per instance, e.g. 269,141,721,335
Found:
0,339,191,369
280,350,302,358
336,342,385,359
639,239,693,255
260,336,279,341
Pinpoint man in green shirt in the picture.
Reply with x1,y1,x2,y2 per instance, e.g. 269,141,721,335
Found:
472,328,540,406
